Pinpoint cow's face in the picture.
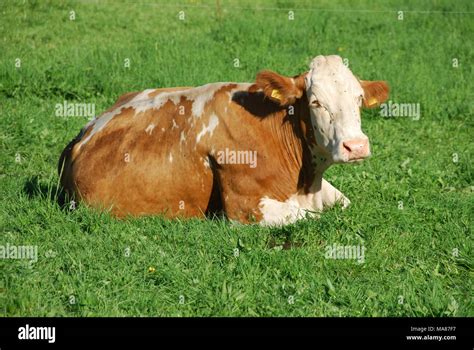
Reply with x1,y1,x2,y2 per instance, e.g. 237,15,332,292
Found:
252,56,389,165
305,55,388,164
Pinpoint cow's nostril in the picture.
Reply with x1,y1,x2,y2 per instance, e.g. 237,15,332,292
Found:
343,142,352,153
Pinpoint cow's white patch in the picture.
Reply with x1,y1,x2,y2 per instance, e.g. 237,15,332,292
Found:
75,118,96,141
191,84,223,118
78,89,156,147
187,116,194,128
258,178,349,226
145,123,155,135
77,83,248,149
196,114,219,143
129,89,160,115
140,84,226,118
133,90,181,115
259,195,312,226
168,153,173,163
77,84,225,148
321,179,351,209
189,83,252,118
135,89,156,101
78,110,117,147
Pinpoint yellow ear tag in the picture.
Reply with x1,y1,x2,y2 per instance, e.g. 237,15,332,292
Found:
271,89,282,101
367,97,378,107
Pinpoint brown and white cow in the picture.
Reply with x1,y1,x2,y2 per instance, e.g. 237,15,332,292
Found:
58,55,389,225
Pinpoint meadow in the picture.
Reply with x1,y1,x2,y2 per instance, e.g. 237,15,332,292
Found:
0,0,472,316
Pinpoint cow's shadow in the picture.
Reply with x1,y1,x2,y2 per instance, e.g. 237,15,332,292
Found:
266,225,303,250
22,175,69,209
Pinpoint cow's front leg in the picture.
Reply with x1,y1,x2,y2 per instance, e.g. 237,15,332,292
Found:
257,195,314,226
321,178,350,209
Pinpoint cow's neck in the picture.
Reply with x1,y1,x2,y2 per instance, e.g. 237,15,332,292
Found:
294,97,332,211
307,149,332,210
267,112,305,172
263,96,333,210
225,90,331,212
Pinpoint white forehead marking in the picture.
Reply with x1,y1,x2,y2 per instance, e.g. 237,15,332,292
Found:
196,114,219,144
306,55,363,104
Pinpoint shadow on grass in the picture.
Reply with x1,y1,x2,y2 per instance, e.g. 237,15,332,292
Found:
266,225,303,250
22,175,69,209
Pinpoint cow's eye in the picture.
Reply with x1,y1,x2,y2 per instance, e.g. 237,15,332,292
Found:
311,100,322,108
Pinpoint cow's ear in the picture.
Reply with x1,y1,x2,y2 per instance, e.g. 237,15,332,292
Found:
250,70,305,106
360,80,390,108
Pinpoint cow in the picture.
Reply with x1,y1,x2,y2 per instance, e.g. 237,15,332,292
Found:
58,55,389,225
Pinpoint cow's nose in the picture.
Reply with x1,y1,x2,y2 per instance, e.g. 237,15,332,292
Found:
342,138,370,160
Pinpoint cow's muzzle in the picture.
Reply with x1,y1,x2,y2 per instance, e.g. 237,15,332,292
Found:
342,138,371,161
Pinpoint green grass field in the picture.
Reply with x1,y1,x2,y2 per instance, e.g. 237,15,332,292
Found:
0,0,472,316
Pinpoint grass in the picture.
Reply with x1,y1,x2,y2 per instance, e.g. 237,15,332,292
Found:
0,0,472,316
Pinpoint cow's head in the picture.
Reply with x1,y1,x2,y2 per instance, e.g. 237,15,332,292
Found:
254,55,389,164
